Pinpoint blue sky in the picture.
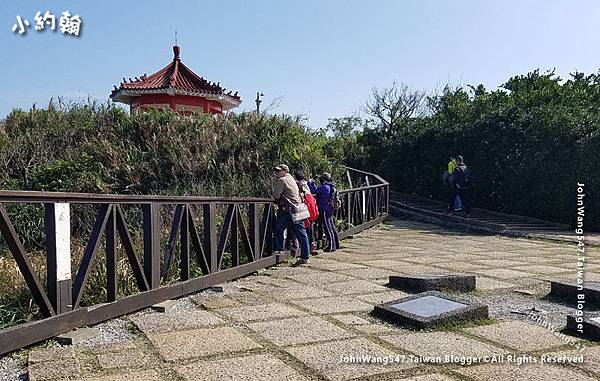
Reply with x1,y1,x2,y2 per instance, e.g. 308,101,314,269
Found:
2,1,600,128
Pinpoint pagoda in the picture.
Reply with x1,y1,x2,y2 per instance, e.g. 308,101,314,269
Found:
110,45,241,115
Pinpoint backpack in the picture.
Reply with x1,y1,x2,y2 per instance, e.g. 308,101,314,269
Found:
329,184,342,210
455,166,473,190
305,192,319,222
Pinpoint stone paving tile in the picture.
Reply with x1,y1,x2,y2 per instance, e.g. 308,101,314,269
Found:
75,370,163,381
130,310,224,333
286,337,413,381
191,293,243,309
291,296,373,314
434,254,488,262
473,268,533,280
464,320,570,352
286,270,358,284
393,374,457,381
433,262,488,272
216,303,307,322
176,353,308,381
512,265,571,274
96,348,149,370
353,324,396,335
545,346,600,375
28,346,76,364
355,290,409,305
308,259,367,271
474,259,528,267
476,277,518,291
229,291,272,305
147,327,261,361
456,363,596,381
28,358,82,381
322,279,391,295
254,276,302,288
261,284,332,301
329,314,373,325
335,267,401,280
247,316,354,346
381,331,506,358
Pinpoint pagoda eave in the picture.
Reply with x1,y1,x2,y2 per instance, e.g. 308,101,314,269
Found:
110,88,242,110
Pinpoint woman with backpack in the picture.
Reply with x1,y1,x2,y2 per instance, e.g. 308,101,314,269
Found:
308,172,340,252
293,170,320,256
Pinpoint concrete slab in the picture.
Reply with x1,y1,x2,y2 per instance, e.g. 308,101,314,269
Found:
261,284,332,301
474,268,533,279
356,290,410,305
465,320,569,352
549,280,600,309
291,296,373,314
217,303,307,322
77,370,163,381
151,299,178,313
381,331,505,358
373,292,488,329
28,346,76,364
456,363,596,381
191,294,243,309
322,279,390,295
389,274,476,292
56,327,100,345
131,310,224,333
566,314,600,340
176,353,308,381
28,358,81,381
395,374,457,381
285,338,413,381
286,271,357,284
476,277,517,291
514,265,570,275
148,327,261,361
247,316,354,346
96,348,149,370
335,267,401,280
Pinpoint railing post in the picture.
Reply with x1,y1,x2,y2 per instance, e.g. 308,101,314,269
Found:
248,203,260,260
106,205,117,302
203,203,218,273
45,203,72,314
142,203,161,289
180,205,190,281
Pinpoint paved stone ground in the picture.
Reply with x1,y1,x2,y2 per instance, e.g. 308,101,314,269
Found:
8,218,600,381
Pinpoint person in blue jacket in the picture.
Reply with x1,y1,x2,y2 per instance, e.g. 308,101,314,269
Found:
308,172,340,252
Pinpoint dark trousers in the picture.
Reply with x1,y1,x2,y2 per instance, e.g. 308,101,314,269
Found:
447,183,456,210
274,212,310,259
321,212,340,251
458,188,473,214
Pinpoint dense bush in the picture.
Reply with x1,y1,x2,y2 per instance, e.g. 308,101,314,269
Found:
356,71,600,230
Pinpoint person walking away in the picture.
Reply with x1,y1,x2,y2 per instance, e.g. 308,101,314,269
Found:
272,164,311,264
308,173,340,252
454,156,474,217
444,155,461,212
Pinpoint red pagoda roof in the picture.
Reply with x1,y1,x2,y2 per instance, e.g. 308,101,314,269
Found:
111,46,241,110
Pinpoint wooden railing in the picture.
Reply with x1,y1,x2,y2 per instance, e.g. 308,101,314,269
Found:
0,168,388,354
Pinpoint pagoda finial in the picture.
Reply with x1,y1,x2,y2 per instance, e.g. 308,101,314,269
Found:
173,45,181,61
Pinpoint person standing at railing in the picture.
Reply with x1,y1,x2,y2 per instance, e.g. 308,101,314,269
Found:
272,164,311,264
293,170,320,256
308,173,340,252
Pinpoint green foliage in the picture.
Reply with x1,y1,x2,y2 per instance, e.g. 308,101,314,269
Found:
0,104,343,199
355,70,600,230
